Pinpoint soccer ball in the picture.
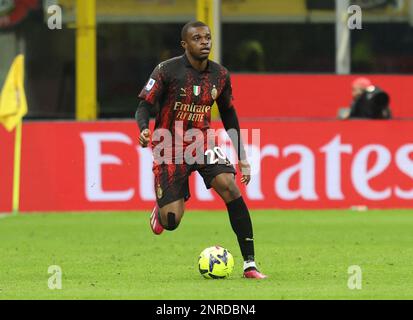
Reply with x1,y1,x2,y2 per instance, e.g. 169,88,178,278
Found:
198,246,234,279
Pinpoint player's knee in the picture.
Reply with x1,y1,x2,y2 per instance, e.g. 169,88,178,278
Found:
222,179,241,201
164,212,180,231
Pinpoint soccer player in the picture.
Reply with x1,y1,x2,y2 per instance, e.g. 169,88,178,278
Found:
136,21,266,279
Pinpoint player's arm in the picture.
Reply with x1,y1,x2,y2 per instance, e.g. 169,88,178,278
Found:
219,106,247,160
216,72,250,185
136,64,166,147
136,99,152,147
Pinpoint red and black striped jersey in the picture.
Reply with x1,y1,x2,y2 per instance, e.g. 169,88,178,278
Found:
138,54,235,158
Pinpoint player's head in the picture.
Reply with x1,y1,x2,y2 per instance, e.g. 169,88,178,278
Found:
352,77,372,99
181,21,211,61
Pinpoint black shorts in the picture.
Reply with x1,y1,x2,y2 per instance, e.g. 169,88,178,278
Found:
153,161,237,208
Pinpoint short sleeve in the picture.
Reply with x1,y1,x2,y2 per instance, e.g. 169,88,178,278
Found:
138,63,167,105
216,71,234,111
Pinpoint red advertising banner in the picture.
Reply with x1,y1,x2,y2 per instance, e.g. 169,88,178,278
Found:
0,126,14,213
231,75,413,119
2,120,410,213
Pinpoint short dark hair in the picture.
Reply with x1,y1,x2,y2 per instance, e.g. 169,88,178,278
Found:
181,21,209,41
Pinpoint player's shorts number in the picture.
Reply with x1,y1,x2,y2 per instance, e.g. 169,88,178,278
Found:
205,147,229,165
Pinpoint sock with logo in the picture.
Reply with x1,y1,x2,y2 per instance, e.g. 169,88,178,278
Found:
226,197,255,266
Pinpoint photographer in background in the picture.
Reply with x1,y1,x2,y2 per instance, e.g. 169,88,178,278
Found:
338,77,392,120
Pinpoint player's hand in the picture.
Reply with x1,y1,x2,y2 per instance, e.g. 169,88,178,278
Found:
139,129,151,148
239,160,251,185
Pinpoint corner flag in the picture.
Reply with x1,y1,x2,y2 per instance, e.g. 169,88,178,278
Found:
0,55,28,131
0,54,28,214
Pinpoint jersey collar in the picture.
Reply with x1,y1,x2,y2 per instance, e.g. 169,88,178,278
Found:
182,54,211,73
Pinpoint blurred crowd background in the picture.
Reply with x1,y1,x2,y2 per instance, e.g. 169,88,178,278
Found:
0,0,412,119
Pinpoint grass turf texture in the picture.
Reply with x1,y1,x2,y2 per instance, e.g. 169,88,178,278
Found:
1,210,413,300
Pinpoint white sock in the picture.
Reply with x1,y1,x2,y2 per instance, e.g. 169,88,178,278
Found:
243,260,256,271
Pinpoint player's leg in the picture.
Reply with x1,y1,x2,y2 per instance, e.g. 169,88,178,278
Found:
158,199,185,231
210,172,241,203
150,163,190,235
150,199,185,234
210,173,267,279
199,163,267,279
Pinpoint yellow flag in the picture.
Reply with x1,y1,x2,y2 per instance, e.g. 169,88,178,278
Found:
0,55,28,132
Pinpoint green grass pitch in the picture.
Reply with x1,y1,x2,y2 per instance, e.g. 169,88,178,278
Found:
1,210,413,300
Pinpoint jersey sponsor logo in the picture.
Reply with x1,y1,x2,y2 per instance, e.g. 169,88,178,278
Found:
145,78,156,91
174,101,212,122
180,88,187,97
193,85,201,96
173,102,211,113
